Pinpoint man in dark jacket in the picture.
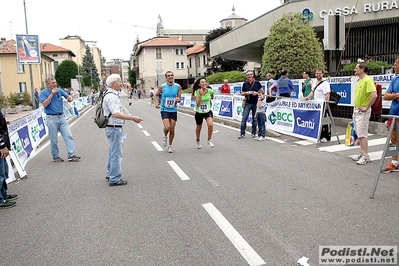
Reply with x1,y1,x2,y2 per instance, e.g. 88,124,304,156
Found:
0,110,18,209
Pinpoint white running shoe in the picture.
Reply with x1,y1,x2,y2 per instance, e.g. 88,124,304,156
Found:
207,139,214,148
196,140,201,149
352,153,362,161
357,155,370,165
162,136,168,147
258,136,265,141
168,146,173,153
320,137,328,143
254,136,259,140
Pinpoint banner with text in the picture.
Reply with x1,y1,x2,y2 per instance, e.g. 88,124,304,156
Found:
266,98,324,142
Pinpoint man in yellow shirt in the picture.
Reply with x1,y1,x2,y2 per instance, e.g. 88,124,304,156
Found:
352,62,377,165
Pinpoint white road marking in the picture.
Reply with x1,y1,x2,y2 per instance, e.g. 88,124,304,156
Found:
318,137,386,152
167,161,190,180
142,130,150,136
202,203,266,266
151,141,164,151
348,151,384,162
137,124,143,129
295,134,373,146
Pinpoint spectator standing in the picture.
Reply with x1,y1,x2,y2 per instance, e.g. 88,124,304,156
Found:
305,68,331,142
102,74,143,186
352,62,377,165
192,77,215,149
150,87,155,106
238,70,262,139
34,88,40,109
269,70,294,97
0,110,18,209
302,70,313,98
266,73,275,103
255,89,267,141
40,77,81,162
381,57,399,173
155,71,182,153
220,79,230,94
137,89,142,99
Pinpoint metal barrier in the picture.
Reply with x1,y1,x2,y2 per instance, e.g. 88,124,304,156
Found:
370,114,399,198
316,101,340,148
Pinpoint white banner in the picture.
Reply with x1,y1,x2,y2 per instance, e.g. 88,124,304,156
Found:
7,107,48,180
266,98,324,142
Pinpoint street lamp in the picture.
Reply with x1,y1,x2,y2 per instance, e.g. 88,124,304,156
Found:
76,45,86,93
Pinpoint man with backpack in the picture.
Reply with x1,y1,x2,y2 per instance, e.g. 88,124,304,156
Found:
102,74,143,186
305,68,331,143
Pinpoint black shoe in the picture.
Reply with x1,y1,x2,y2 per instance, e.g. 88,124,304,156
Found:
5,194,18,202
52,157,64,162
238,135,245,139
109,179,127,186
0,201,16,209
106,176,109,180
68,155,81,162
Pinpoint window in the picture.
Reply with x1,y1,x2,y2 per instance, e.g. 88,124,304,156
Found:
189,58,192,68
175,48,183,55
17,63,25,73
203,55,206,65
156,48,162,59
197,57,200,67
19,82,27,92
176,62,185,69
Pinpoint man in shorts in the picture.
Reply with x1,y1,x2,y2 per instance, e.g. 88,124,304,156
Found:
155,71,182,153
381,57,399,173
352,62,377,165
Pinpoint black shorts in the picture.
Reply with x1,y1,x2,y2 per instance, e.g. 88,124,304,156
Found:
161,111,177,121
195,111,213,125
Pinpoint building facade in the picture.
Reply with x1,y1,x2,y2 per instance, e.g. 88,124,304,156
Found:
187,45,207,81
0,39,53,97
210,0,399,74
133,37,193,90
60,35,104,81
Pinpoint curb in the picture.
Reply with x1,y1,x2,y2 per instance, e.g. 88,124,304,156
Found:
178,107,388,137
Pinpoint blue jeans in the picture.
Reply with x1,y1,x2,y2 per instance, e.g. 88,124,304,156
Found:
105,127,124,183
256,113,266,137
240,103,257,135
0,158,9,203
47,115,75,159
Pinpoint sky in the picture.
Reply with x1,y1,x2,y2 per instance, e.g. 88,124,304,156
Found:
0,0,281,61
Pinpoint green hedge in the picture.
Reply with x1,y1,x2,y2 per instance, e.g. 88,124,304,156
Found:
206,71,246,84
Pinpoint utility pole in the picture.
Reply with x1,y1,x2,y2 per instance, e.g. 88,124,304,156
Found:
23,0,36,109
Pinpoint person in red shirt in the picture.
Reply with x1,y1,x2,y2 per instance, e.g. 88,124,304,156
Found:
220,79,230,94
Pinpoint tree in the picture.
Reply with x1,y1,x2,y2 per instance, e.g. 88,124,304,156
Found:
128,62,136,87
82,45,100,88
55,60,78,88
261,12,325,79
205,27,247,75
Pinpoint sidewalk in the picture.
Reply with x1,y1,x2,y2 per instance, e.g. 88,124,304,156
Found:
4,108,36,122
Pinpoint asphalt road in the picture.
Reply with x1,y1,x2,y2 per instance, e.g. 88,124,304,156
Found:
1,95,398,266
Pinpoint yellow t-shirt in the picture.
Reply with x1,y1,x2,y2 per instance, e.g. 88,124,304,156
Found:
354,75,376,107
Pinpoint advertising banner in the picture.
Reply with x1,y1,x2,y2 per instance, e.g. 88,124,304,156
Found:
266,98,323,142
8,107,48,178
212,95,234,119
16,34,41,64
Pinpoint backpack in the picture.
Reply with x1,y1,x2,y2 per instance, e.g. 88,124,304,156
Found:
94,92,113,128
372,83,382,114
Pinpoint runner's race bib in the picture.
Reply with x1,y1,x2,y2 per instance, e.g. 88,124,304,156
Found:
165,97,176,108
200,102,209,112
